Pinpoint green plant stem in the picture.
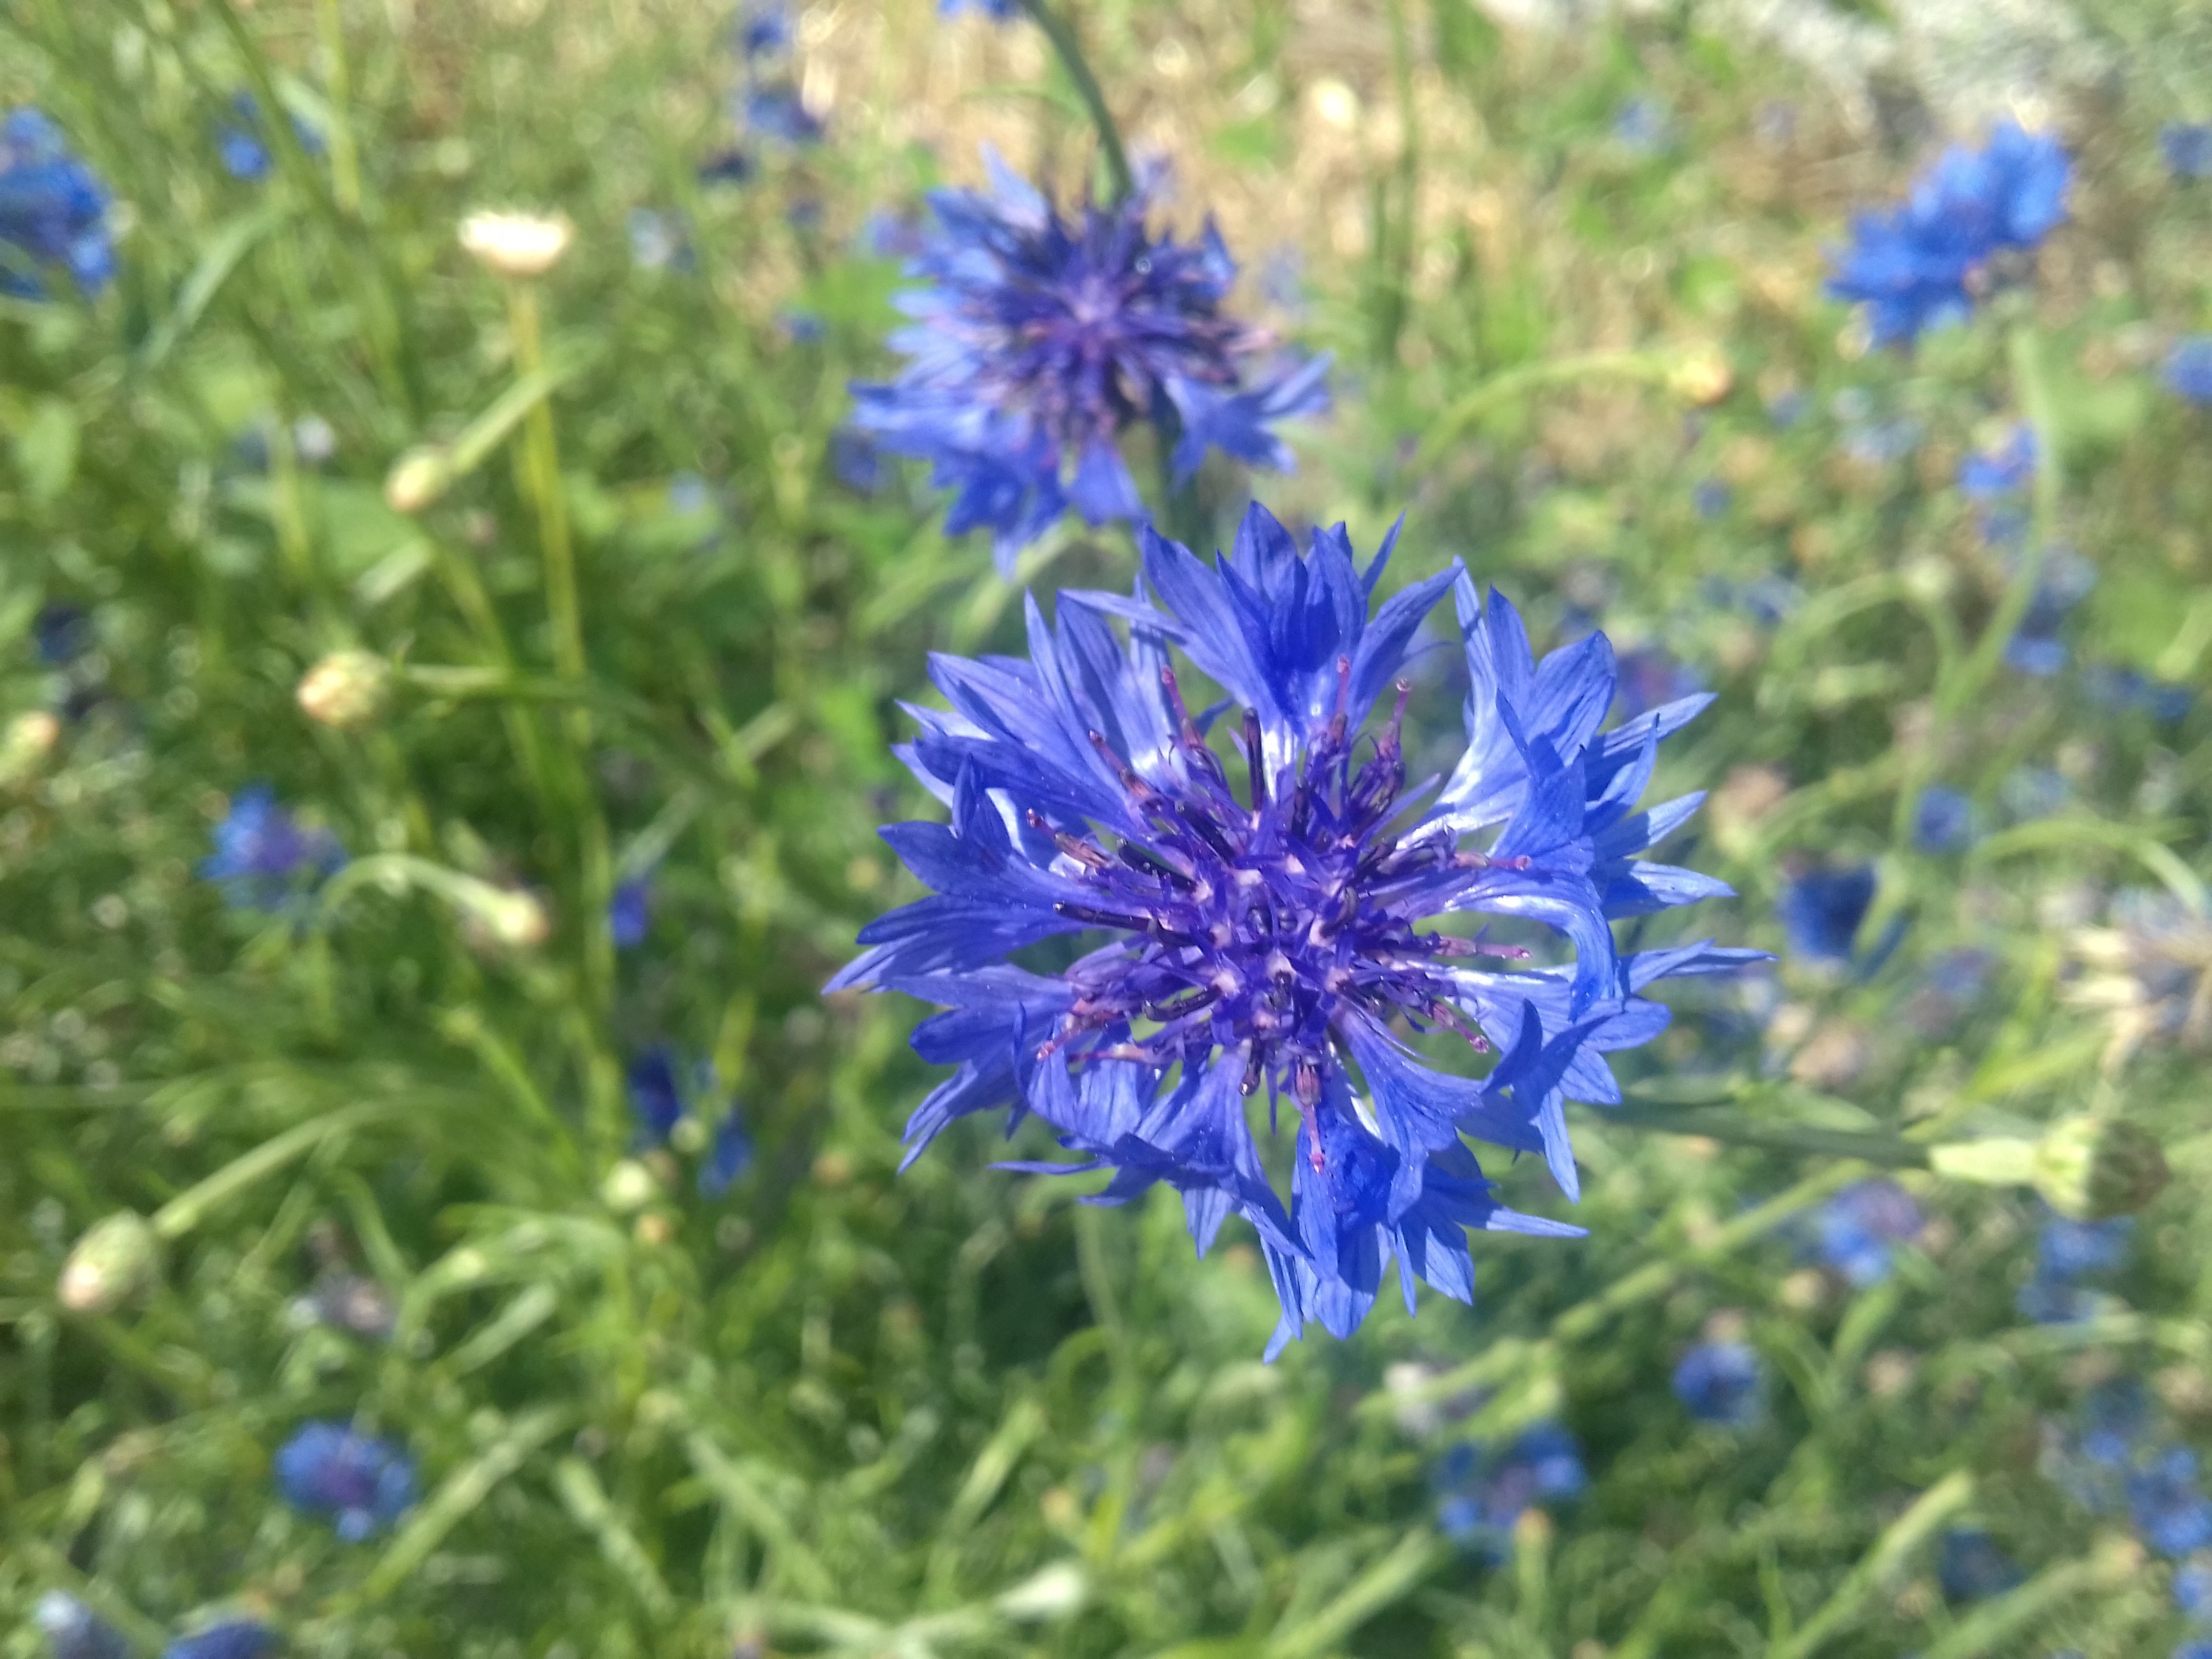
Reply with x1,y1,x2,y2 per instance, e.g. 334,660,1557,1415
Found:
1015,0,1134,203
314,0,364,215
508,283,584,684
1414,349,1681,470
1601,1101,1933,1168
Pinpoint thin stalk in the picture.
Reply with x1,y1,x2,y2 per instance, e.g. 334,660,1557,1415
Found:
1601,1101,1932,1168
1414,349,1680,470
508,282,585,683
314,0,364,216
1015,0,1134,203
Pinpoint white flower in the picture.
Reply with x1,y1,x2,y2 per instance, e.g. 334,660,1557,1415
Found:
458,209,574,278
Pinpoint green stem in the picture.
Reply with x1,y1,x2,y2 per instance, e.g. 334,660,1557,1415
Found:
508,282,583,683
314,0,364,215
1015,0,1134,203
1414,350,1680,470
1601,1101,1933,1168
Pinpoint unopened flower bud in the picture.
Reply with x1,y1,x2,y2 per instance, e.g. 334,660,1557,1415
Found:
1669,344,1734,406
297,650,389,729
459,210,574,279
601,1159,658,1214
2031,1115,2169,1220
57,1211,160,1314
385,447,450,514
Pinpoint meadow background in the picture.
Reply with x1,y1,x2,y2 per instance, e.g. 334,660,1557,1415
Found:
5,0,2212,1654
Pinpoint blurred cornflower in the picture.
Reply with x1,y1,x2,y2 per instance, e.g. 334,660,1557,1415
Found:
2165,123,2212,180
699,1104,754,1197
1612,96,1673,155
35,1592,129,1659
733,0,792,58
274,1420,417,1540
1776,865,1875,964
698,148,756,188
2082,665,2192,722
161,1625,277,1659
741,84,823,147
2131,1446,2212,1558
1812,1179,1923,1288
2003,547,2096,677
2165,337,2212,405
831,504,1761,1354
830,430,888,494
1912,785,1975,853
1691,479,1732,520
858,207,926,260
214,91,324,182
1826,119,2069,346
611,876,653,949
2018,1212,2132,1324
0,108,115,298
33,600,90,665
2061,889,2212,1071
1999,764,2069,824
1936,1527,2024,1600
848,156,1331,573
1673,1340,1762,1425
940,0,1019,17
200,785,344,911
628,1046,688,1143
1958,422,2035,547
2174,1556,2212,1619
1433,1424,1587,1559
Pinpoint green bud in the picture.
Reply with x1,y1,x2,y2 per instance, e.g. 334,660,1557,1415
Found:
56,1211,161,1315
2031,1115,2170,1221
601,1159,658,1214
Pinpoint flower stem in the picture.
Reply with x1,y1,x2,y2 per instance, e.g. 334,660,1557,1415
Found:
507,282,584,684
1600,1100,1933,1168
1016,0,1134,204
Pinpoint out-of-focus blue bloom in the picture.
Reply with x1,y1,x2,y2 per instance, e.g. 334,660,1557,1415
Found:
1613,96,1672,155
1702,573,1804,626
1913,786,1975,853
741,84,823,146
0,108,115,298
2165,124,2212,180
1937,1528,2024,1601
1904,946,1995,1036
830,504,1761,1354
849,156,1332,573
200,784,344,911
779,309,827,344
859,207,925,260
2165,338,2212,406
2019,1213,2132,1324
830,429,887,493
2081,1378,2152,1469
274,1421,416,1541
611,877,653,949
33,601,89,666
2175,1557,2212,1618
1959,424,2036,499
161,1625,278,1659
1778,866,1875,964
35,1593,130,1659
1673,1340,1762,1425
215,91,324,183
2133,1447,2212,1558
2004,548,2096,678
1435,1422,1587,1559
1826,120,2070,346
735,1,792,58
628,207,690,271
628,1047,687,1144
2083,665,2194,722
1814,1179,1923,1287
1692,480,1732,520
1840,413,1924,468
940,0,1019,18
2175,1643,2212,1659
699,1104,754,1197
786,196,825,236
1614,647,1704,722
699,147,756,188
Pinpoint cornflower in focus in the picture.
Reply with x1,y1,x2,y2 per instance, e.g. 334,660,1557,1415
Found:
200,785,344,911
849,157,1331,573
832,504,1759,1354
274,1420,417,1540
1826,120,2069,346
0,109,115,298
2062,890,2212,1071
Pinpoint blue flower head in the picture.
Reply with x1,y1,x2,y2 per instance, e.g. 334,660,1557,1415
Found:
33,601,90,666
1958,424,2036,499
1913,786,1975,853
2018,1212,2132,1324
2165,124,2212,181
628,1046,688,1144
161,1625,278,1659
741,84,823,146
611,876,653,949
1777,865,1875,964
849,159,1332,574
35,1593,130,1659
273,1421,415,1541
2166,337,2212,406
2133,1447,2212,1559
1673,1339,1762,1425
831,504,1761,1354
1826,120,2070,346
215,92,324,183
0,109,115,298
1812,1179,1923,1287
1936,1528,2023,1601
200,785,344,911
699,1104,754,1197
2175,1557,2212,1619
734,1,792,59
1435,1422,1587,1559
941,0,1019,17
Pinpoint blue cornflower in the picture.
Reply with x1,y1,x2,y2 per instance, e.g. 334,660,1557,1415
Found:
200,785,344,911
779,309,827,344
941,0,1019,17
2081,1378,2153,1469
2177,1643,2212,1659
1673,1340,1762,1425
734,1,792,58
858,208,925,261
628,1046,687,1144
849,157,1332,573
1813,1179,1923,1288
1613,96,1673,155
1936,1528,2024,1601
831,504,1760,1355
2176,1557,2212,1619
830,430,888,494
741,84,823,146
33,601,89,666
699,1104,754,1197
1999,764,2068,824
698,148,756,188
161,1625,277,1659
2003,548,2096,676
274,1420,416,1541
2165,124,2212,180
214,92,324,183
2018,1213,2131,1324
611,877,653,949
1913,786,1975,853
1692,480,1731,520
1777,865,1875,964
1959,424,2036,499
0,109,115,298
2083,665,2194,722
2133,1447,2212,1558
35,1593,129,1659
1435,1423,1588,1559
1826,120,2070,346
2165,338,2212,406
